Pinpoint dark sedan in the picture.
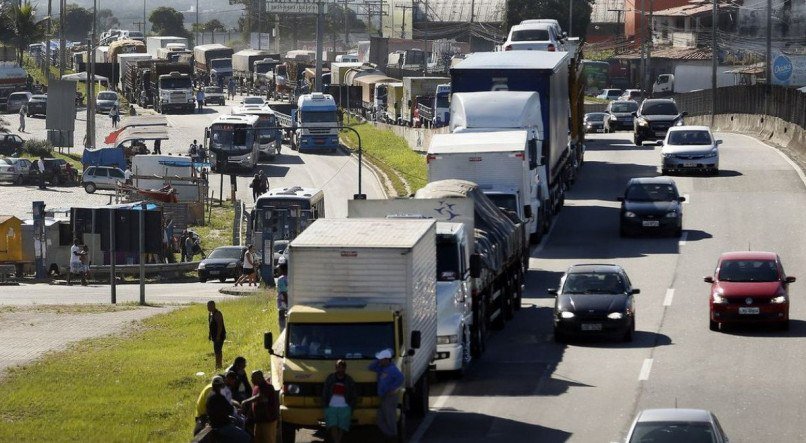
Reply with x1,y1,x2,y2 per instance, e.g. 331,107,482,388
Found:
583,112,606,133
551,264,639,342
619,177,684,237
197,246,247,282
26,94,47,117
604,100,638,132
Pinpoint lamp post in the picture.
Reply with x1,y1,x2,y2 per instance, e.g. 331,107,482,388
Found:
337,125,365,199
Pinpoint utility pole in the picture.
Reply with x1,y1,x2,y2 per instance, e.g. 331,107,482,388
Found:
143,0,147,35
765,0,772,89
647,0,653,94
134,21,144,32
640,0,646,92
315,2,324,92
195,0,199,45
88,0,97,149
59,0,66,76
468,0,474,50
396,4,412,39
344,0,349,50
45,0,52,80
568,0,572,37
257,0,262,50
711,0,718,124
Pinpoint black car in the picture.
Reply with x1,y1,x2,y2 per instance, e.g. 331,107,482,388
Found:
551,264,639,342
29,158,79,186
633,99,686,145
26,94,47,117
197,246,247,282
604,100,638,132
0,134,24,156
618,177,684,237
583,112,606,133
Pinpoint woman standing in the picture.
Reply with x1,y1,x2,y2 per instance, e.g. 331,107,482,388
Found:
235,245,256,286
109,104,119,128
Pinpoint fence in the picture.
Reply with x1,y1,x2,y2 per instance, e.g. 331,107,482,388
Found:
674,85,806,128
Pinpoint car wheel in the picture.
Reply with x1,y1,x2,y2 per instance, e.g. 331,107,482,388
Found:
218,277,226,283
199,277,207,283
84,183,96,193
634,135,643,146
623,320,635,342
779,320,789,331
709,319,719,331
51,175,60,186
14,175,24,185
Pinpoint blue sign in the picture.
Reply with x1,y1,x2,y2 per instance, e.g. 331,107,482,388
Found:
772,55,793,83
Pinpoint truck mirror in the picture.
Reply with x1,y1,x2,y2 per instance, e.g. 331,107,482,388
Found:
523,205,533,219
410,330,421,349
469,253,482,278
263,332,273,351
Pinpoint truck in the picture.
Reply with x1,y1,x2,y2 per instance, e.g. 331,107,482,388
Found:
193,44,234,86
352,74,398,118
652,63,738,96
265,217,437,442
451,50,583,223
94,46,110,63
416,83,451,128
117,53,153,91
251,56,281,94
383,82,404,124
0,62,27,111
401,76,450,126
146,36,188,58
348,198,475,374
107,39,146,65
274,93,340,152
329,62,363,86
127,60,194,113
232,49,271,89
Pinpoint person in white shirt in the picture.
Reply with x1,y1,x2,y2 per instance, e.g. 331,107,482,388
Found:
235,244,257,286
124,167,132,184
37,157,46,189
67,238,86,286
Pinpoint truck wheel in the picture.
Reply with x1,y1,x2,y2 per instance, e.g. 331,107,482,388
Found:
280,422,296,443
409,376,429,418
491,287,506,330
471,304,487,358
396,410,407,443
514,271,523,311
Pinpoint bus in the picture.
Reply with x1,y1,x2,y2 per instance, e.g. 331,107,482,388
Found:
231,105,283,160
205,114,260,172
581,60,610,96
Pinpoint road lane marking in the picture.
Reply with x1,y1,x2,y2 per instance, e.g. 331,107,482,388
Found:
639,358,654,381
410,380,457,443
683,193,690,204
679,231,688,246
663,289,674,306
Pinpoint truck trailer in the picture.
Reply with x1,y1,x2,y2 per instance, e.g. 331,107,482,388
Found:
401,76,450,126
146,36,188,59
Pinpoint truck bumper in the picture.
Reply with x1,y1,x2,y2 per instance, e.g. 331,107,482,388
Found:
433,343,464,371
282,405,380,430
298,135,340,152
160,102,195,113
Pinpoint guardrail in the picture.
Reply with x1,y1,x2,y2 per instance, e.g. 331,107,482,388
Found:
89,261,200,276
674,85,806,128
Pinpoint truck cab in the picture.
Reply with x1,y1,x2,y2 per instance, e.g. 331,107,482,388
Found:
209,58,233,87
293,93,340,152
652,73,674,95
156,71,195,113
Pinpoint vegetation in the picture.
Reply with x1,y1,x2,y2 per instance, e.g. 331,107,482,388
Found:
149,7,191,39
0,294,279,442
504,0,594,39
0,1,46,65
191,200,237,254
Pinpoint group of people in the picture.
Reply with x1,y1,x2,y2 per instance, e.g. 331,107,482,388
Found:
181,231,206,262
188,140,207,164
249,171,270,201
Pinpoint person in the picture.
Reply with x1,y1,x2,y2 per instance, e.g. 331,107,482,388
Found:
225,356,252,403
241,370,279,443
18,103,26,132
37,156,46,189
193,386,250,443
124,167,132,185
179,231,189,262
80,244,90,284
235,245,256,287
228,77,236,100
109,104,119,128
163,219,175,263
197,88,205,112
194,375,236,436
258,170,269,195
189,140,199,162
249,173,261,202
323,360,357,443
208,300,227,369
153,138,161,154
67,238,86,286
185,233,196,262
369,349,404,440
276,264,288,329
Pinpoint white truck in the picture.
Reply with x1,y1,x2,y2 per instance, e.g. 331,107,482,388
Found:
232,49,271,89
401,76,450,126
652,64,737,96
274,93,340,152
193,44,234,86
146,36,188,58
266,217,437,442
348,198,475,375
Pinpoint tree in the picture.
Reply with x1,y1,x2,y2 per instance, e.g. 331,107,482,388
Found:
149,7,190,38
504,0,594,40
59,4,93,41
3,1,45,65
203,19,226,33
97,9,120,31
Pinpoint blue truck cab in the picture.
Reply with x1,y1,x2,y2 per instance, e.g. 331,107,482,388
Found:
293,93,340,152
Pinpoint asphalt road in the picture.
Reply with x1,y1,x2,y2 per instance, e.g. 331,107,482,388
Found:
406,131,806,443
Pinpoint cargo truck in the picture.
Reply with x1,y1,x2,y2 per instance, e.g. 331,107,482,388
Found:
416,83,451,128
128,60,194,113
251,57,281,94
107,39,146,65
117,53,152,91
265,217,437,442
0,62,27,111
193,44,234,86
232,49,271,91
401,76,450,126
146,36,188,58
383,82,404,124
274,93,340,152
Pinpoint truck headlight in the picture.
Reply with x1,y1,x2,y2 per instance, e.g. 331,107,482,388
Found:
437,335,459,345
284,383,301,395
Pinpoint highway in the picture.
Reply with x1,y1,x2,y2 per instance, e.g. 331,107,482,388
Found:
408,131,806,442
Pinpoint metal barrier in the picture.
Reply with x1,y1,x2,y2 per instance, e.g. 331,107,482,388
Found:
674,85,806,128
89,261,200,276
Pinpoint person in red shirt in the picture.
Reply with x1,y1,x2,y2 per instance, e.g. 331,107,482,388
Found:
322,360,357,443
242,370,279,443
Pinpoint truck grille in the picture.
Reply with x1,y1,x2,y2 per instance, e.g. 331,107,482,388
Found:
308,128,333,135
170,92,186,101
288,382,377,397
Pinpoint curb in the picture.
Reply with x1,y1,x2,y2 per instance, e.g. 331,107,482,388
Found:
339,133,396,199
218,286,272,296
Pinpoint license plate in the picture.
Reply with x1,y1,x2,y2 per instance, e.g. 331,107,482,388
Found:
581,323,602,331
642,220,660,227
208,271,219,275
315,139,324,144
739,307,760,315
683,162,697,168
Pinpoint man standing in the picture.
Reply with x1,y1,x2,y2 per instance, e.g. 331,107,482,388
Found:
258,170,269,195
153,138,162,154
228,77,236,100
109,104,119,128
323,360,357,443
241,370,279,443
37,156,46,189
124,167,132,185
276,264,288,329
197,88,205,112
250,173,261,202
207,300,227,369
18,103,26,132
67,238,86,286
369,349,403,440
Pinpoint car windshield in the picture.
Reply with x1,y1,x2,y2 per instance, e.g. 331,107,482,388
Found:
300,111,337,123
611,102,638,113
642,102,679,115
563,272,626,294
668,130,712,145
607,90,622,97
586,113,606,122
512,29,550,41
287,323,395,360
208,248,243,260
0,159,11,165
243,97,264,105
98,92,117,100
718,259,779,282
626,183,678,202
629,422,717,443
437,239,461,282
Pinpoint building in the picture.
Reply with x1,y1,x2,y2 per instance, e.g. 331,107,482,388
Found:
624,0,691,41
587,0,626,44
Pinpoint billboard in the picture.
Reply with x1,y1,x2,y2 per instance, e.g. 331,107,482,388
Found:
771,51,806,88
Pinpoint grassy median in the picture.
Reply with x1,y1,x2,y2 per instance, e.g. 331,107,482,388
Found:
0,294,279,442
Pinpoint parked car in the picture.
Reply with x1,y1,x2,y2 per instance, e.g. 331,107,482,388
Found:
596,89,622,101
625,409,730,443
706,251,796,331
551,264,639,342
272,239,290,269
197,246,247,283
0,157,33,184
204,86,226,106
26,94,47,117
503,21,565,52
661,126,721,175
618,177,685,237
0,133,24,156
583,112,606,133
604,100,639,132
30,158,79,186
81,165,126,193
95,91,119,114
619,89,643,102
633,98,687,145
5,91,33,114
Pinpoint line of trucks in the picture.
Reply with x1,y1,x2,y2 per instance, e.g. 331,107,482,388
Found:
262,47,586,442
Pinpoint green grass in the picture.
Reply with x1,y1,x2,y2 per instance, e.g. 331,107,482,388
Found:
19,151,82,169
585,96,609,104
340,122,427,196
0,304,137,315
0,294,279,442
191,200,236,253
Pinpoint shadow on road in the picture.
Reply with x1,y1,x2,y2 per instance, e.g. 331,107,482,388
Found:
683,229,713,242
524,269,565,299
268,154,305,165
583,137,634,151
564,330,673,350
415,409,572,442
568,160,660,201
719,319,806,338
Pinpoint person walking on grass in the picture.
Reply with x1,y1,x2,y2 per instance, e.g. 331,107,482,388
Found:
323,360,357,443
276,263,288,329
208,300,227,369
235,245,256,286
369,349,404,440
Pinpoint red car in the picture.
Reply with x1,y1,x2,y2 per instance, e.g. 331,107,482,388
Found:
706,251,796,331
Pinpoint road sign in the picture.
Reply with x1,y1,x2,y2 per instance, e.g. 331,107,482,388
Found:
266,2,318,14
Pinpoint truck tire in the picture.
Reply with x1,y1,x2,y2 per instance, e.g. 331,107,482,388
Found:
491,287,506,330
280,422,296,443
514,271,523,311
471,303,487,358
409,375,429,418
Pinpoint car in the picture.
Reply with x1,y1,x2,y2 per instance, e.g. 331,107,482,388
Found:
583,112,606,133
204,86,226,106
95,91,119,114
625,409,730,443
503,21,566,52
618,177,685,237
0,157,33,184
551,264,639,342
5,91,33,114
633,98,687,145
272,239,290,269
706,251,796,331
81,165,126,193
26,94,47,117
604,100,638,132
661,126,721,175
619,89,643,102
197,246,247,283
240,96,267,108
596,88,622,101
0,133,24,156
29,158,79,186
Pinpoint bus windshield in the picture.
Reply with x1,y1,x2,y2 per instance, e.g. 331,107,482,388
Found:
256,115,277,143
210,124,253,153
255,198,315,240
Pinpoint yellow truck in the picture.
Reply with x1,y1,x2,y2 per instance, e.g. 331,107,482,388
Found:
264,218,437,442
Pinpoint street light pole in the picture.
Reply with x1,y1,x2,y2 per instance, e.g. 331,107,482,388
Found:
59,0,66,77
337,125,364,198
711,0,718,125
568,0,572,37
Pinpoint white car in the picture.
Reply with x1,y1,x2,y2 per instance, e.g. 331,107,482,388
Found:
240,96,267,109
596,89,623,101
661,126,721,175
0,157,33,184
82,165,126,193
503,21,566,52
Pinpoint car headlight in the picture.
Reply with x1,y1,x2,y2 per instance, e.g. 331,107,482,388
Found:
284,383,301,395
198,262,206,270
770,295,788,304
665,211,678,218
704,149,718,158
560,311,575,319
227,262,237,268
607,312,624,320
437,334,459,345
624,211,637,218
712,293,727,304
609,115,617,121
637,118,648,127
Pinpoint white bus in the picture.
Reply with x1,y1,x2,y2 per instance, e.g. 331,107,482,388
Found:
206,114,260,172
231,105,282,160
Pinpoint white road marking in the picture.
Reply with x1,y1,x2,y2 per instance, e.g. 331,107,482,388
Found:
679,231,688,246
663,288,675,307
639,358,654,381
683,193,690,204
410,380,458,443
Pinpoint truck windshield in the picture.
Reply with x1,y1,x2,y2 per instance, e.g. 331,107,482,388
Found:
486,193,518,214
210,59,231,69
436,239,461,281
436,94,450,109
210,125,252,153
161,77,192,89
276,66,287,76
287,323,395,360
300,111,337,123
255,63,276,74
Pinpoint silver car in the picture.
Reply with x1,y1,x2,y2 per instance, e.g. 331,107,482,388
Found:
625,408,730,443
0,157,33,184
5,92,32,114
81,165,126,193
95,91,119,114
661,126,721,175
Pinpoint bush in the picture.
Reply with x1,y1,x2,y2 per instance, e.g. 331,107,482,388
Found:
22,139,54,157
0,116,9,133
